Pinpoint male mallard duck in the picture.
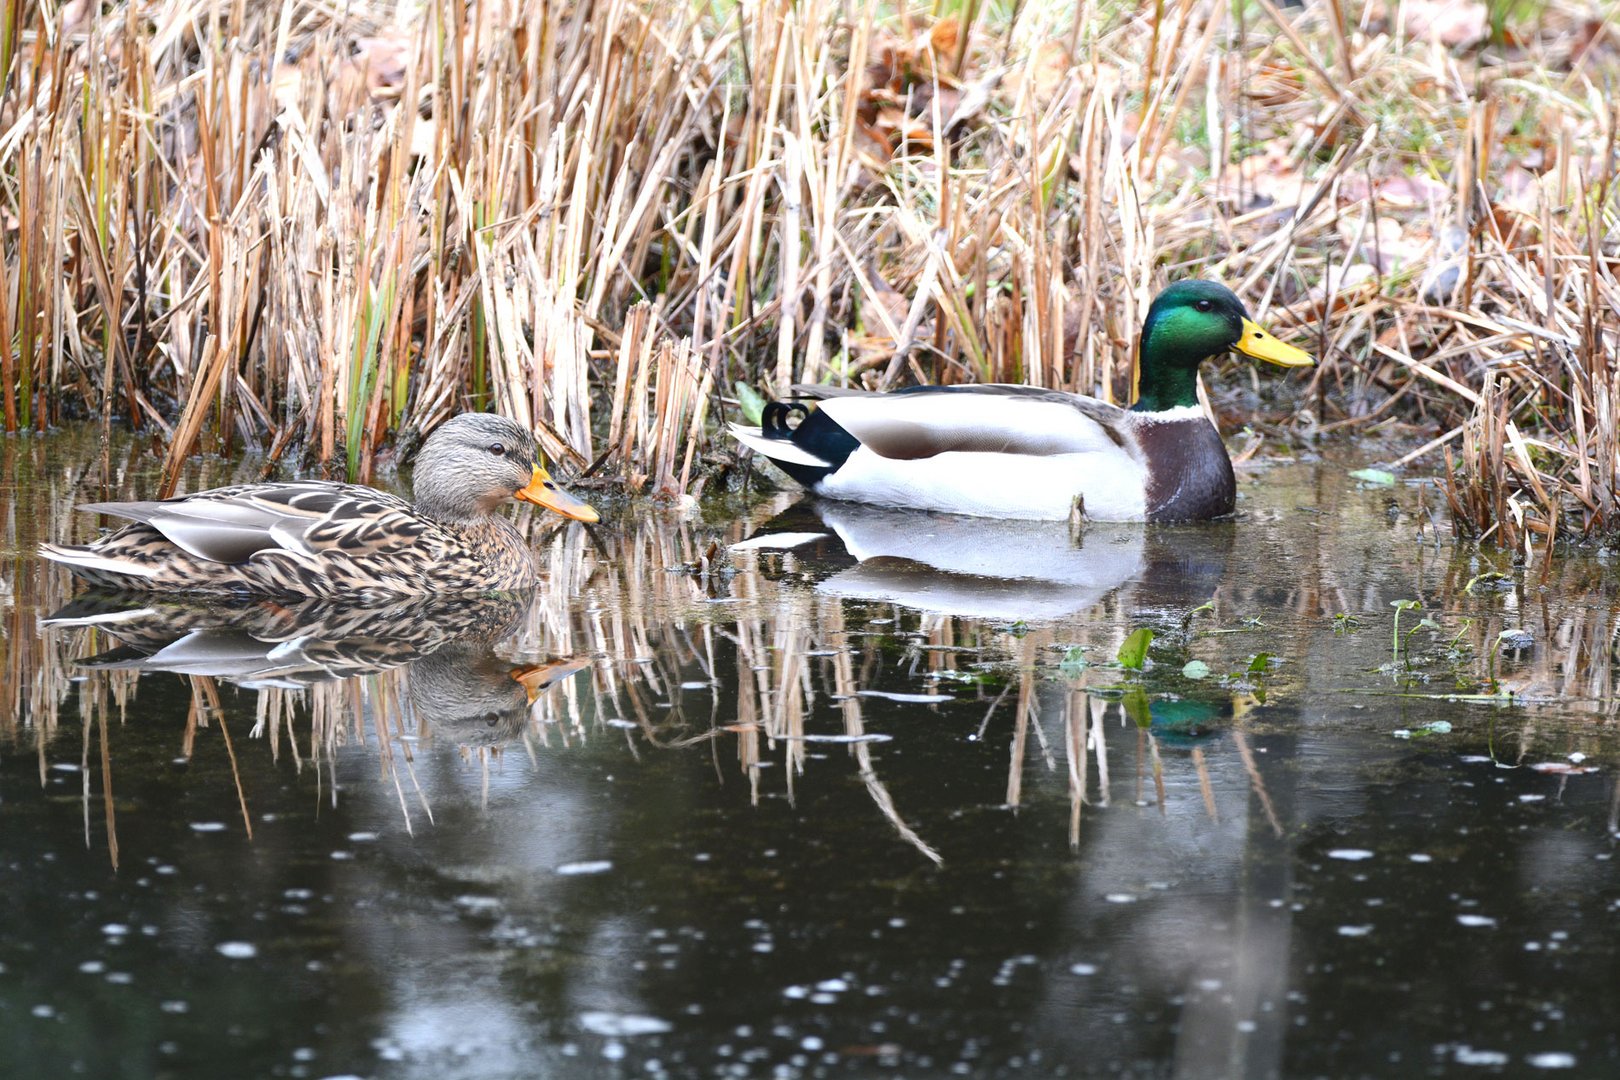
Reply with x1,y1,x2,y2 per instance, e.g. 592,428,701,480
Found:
40,413,598,598
729,281,1312,521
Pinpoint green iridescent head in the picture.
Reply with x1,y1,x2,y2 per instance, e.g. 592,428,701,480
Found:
1133,281,1312,413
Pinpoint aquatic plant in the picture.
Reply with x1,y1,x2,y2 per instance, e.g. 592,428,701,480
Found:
1390,599,1421,662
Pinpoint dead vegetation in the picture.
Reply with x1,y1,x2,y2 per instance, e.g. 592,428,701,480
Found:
0,0,1616,540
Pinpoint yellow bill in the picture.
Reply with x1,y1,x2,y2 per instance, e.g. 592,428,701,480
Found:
1236,318,1313,367
514,465,600,523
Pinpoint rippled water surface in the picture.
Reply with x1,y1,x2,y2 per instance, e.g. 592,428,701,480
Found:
3,429,1619,1079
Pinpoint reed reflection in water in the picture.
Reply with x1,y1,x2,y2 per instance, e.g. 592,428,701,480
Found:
6,435,1620,1077
16,456,1270,870
7,440,1620,862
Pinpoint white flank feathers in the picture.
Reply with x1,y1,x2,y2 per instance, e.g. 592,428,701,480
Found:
817,393,1125,458
816,447,1147,521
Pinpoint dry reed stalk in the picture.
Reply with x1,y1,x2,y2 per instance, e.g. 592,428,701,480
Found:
0,0,1613,541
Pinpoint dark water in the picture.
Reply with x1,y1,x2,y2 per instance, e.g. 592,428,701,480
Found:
2,431,1618,1079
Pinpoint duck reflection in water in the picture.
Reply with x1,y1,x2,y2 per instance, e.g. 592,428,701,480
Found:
731,498,1236,620
42,593,588,747
730,498,1269,841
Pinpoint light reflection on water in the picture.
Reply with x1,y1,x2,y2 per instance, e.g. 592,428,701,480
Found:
0,429,1618,1078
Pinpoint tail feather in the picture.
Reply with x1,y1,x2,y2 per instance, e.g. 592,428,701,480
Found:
727,423,833,469
39,543,160,581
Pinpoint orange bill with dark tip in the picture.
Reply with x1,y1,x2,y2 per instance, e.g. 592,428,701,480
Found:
514,465,600,523
510,658,592,704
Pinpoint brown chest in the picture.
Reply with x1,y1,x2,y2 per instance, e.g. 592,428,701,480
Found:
1137,417,1237,522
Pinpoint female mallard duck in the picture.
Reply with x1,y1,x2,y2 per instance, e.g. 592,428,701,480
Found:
47,592,589,743
40,413,598,599
729,280,1312,521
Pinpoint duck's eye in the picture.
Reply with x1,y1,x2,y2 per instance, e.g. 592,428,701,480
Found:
488,443,506,457
1195,299,1214,312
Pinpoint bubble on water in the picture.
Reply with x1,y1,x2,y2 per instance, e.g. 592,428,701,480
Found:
1527,1052,1577,1069
189,822,227,833
556,861,613,876
100,924,128,937
1337,925,1373,937
1457,915,1497,928
579,1011,673,1037
1454,1047,1508,1066
216,942,257,959
347,832,378,843
1105,893,1137,904
1328,849,1374,861
794,733,893,744
856,690,951,704
1409,853,1433,863
1070,963,1098,976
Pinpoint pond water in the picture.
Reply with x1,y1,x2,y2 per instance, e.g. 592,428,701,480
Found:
2,428,1618,1079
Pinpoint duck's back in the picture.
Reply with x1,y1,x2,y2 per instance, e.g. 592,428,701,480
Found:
41,481,539,598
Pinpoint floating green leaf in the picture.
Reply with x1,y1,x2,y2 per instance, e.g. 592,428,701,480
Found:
1350,468,1397,486
1181,660,1211,680
1060,647,1090,678
1248,652,1273,673
1393,720,1452,740
1117,628,1153,670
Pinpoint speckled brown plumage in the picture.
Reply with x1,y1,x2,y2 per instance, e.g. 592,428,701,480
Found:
40,414,599,599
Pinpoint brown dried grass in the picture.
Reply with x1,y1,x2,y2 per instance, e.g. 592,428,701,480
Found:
0,0,1616,540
